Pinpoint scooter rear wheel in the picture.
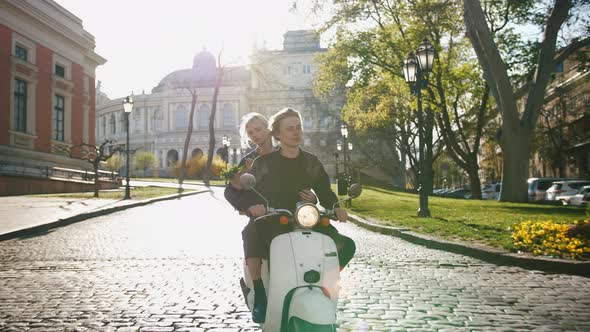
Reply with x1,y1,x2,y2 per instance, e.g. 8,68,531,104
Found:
287,317,336,332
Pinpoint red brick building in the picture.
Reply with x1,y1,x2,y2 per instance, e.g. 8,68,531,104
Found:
0,0,106,195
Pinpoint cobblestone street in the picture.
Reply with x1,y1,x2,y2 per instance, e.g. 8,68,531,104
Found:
1,188,589,331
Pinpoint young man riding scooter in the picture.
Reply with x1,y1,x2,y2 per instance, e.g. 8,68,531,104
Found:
243,108,356,323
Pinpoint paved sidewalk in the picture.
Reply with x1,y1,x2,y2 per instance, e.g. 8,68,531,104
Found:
0,180,212,240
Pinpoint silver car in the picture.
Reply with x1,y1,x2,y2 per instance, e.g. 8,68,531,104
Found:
546,180,590,201
557,185,590,206
527,177,566,202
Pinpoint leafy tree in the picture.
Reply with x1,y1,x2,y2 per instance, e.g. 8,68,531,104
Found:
313,0,488,200
463,0,588,201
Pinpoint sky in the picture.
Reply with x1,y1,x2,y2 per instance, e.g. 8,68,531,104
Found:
54,0,324,99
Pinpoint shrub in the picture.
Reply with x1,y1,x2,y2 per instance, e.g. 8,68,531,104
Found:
134,152,158,175
169,154,227,179
512,220,590,259
209,155,228,178
105,153,124,173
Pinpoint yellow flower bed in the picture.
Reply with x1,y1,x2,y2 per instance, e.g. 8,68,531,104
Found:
512,219,590,259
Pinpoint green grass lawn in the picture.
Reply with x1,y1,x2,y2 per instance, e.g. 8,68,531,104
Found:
133,177,226,186
343,186,588,251
33,186,195,200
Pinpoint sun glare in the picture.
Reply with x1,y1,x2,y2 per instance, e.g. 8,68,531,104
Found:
53,0,322,98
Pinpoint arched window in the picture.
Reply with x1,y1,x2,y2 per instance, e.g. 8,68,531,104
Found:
133,108,142,133
303,115,313,130
152,109,163,131
166,149,179,167
109,113,116,135
198,104,210,129
119,113,125,134
191,148,203,158
101,116,106,138
175,105,187,130
222,103,235,129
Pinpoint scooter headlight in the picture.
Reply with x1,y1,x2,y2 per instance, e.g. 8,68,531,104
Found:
295,203,320,228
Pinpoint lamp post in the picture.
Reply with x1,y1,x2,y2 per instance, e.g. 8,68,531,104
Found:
340,124,349,179
403,38,435,217
122,95,134,200
335,141,341,179
222,135,231,163
222,135,230,184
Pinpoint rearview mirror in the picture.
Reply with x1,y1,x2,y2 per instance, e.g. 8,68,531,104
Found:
348,183,362,199
239,173,257,191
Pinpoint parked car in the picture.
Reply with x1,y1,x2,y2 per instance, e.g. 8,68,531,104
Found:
546,180,590,201
443,188,471,199
482,183,501,200
434,188,452,196
556,185,590,206
527,177,567,202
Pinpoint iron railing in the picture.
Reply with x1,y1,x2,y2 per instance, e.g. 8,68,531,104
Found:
0,160,118,182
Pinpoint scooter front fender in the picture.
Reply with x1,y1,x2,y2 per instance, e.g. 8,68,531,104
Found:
288,287,337,325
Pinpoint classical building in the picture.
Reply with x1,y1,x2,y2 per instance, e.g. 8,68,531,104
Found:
0,0,106,195
528,45,590,179
96,30,344,178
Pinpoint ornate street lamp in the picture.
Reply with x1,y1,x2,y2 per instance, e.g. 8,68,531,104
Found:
340,124,349,179
404,38,435,218
122,95,134,200
222,135,231,184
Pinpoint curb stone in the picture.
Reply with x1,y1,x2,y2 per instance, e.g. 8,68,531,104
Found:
0,189,210,242
348,213,590,278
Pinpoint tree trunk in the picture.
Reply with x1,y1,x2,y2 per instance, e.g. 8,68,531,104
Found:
467,158,482,199
424,107,435,196
499,130,531,202
93,161,100,198
204,65,224,186
179,91,198,193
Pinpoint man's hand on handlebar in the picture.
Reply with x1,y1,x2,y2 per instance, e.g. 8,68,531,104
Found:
334,207,348,222
299,189,317,204
248,204,267,217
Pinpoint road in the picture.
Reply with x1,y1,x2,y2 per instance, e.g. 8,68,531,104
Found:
1,187,589,331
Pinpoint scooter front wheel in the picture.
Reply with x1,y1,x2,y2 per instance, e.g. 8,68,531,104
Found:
287,317,336,332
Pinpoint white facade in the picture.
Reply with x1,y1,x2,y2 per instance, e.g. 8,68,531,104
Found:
96,30,343,177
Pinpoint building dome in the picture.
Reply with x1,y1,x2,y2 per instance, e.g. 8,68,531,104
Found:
193,49,216,81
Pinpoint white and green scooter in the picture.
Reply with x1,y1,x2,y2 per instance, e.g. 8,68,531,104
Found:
239,173,361,332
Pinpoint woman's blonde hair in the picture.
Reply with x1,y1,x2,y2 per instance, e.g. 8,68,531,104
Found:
269,108,302,141
239,112,269,148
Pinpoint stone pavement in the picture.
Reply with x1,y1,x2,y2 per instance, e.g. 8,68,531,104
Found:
0,189,589,331
1,179,589,276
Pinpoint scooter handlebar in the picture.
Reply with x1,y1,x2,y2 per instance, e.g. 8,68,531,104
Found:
253,208,293,223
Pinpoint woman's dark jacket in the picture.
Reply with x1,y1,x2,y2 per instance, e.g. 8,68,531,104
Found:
224,149,259,213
